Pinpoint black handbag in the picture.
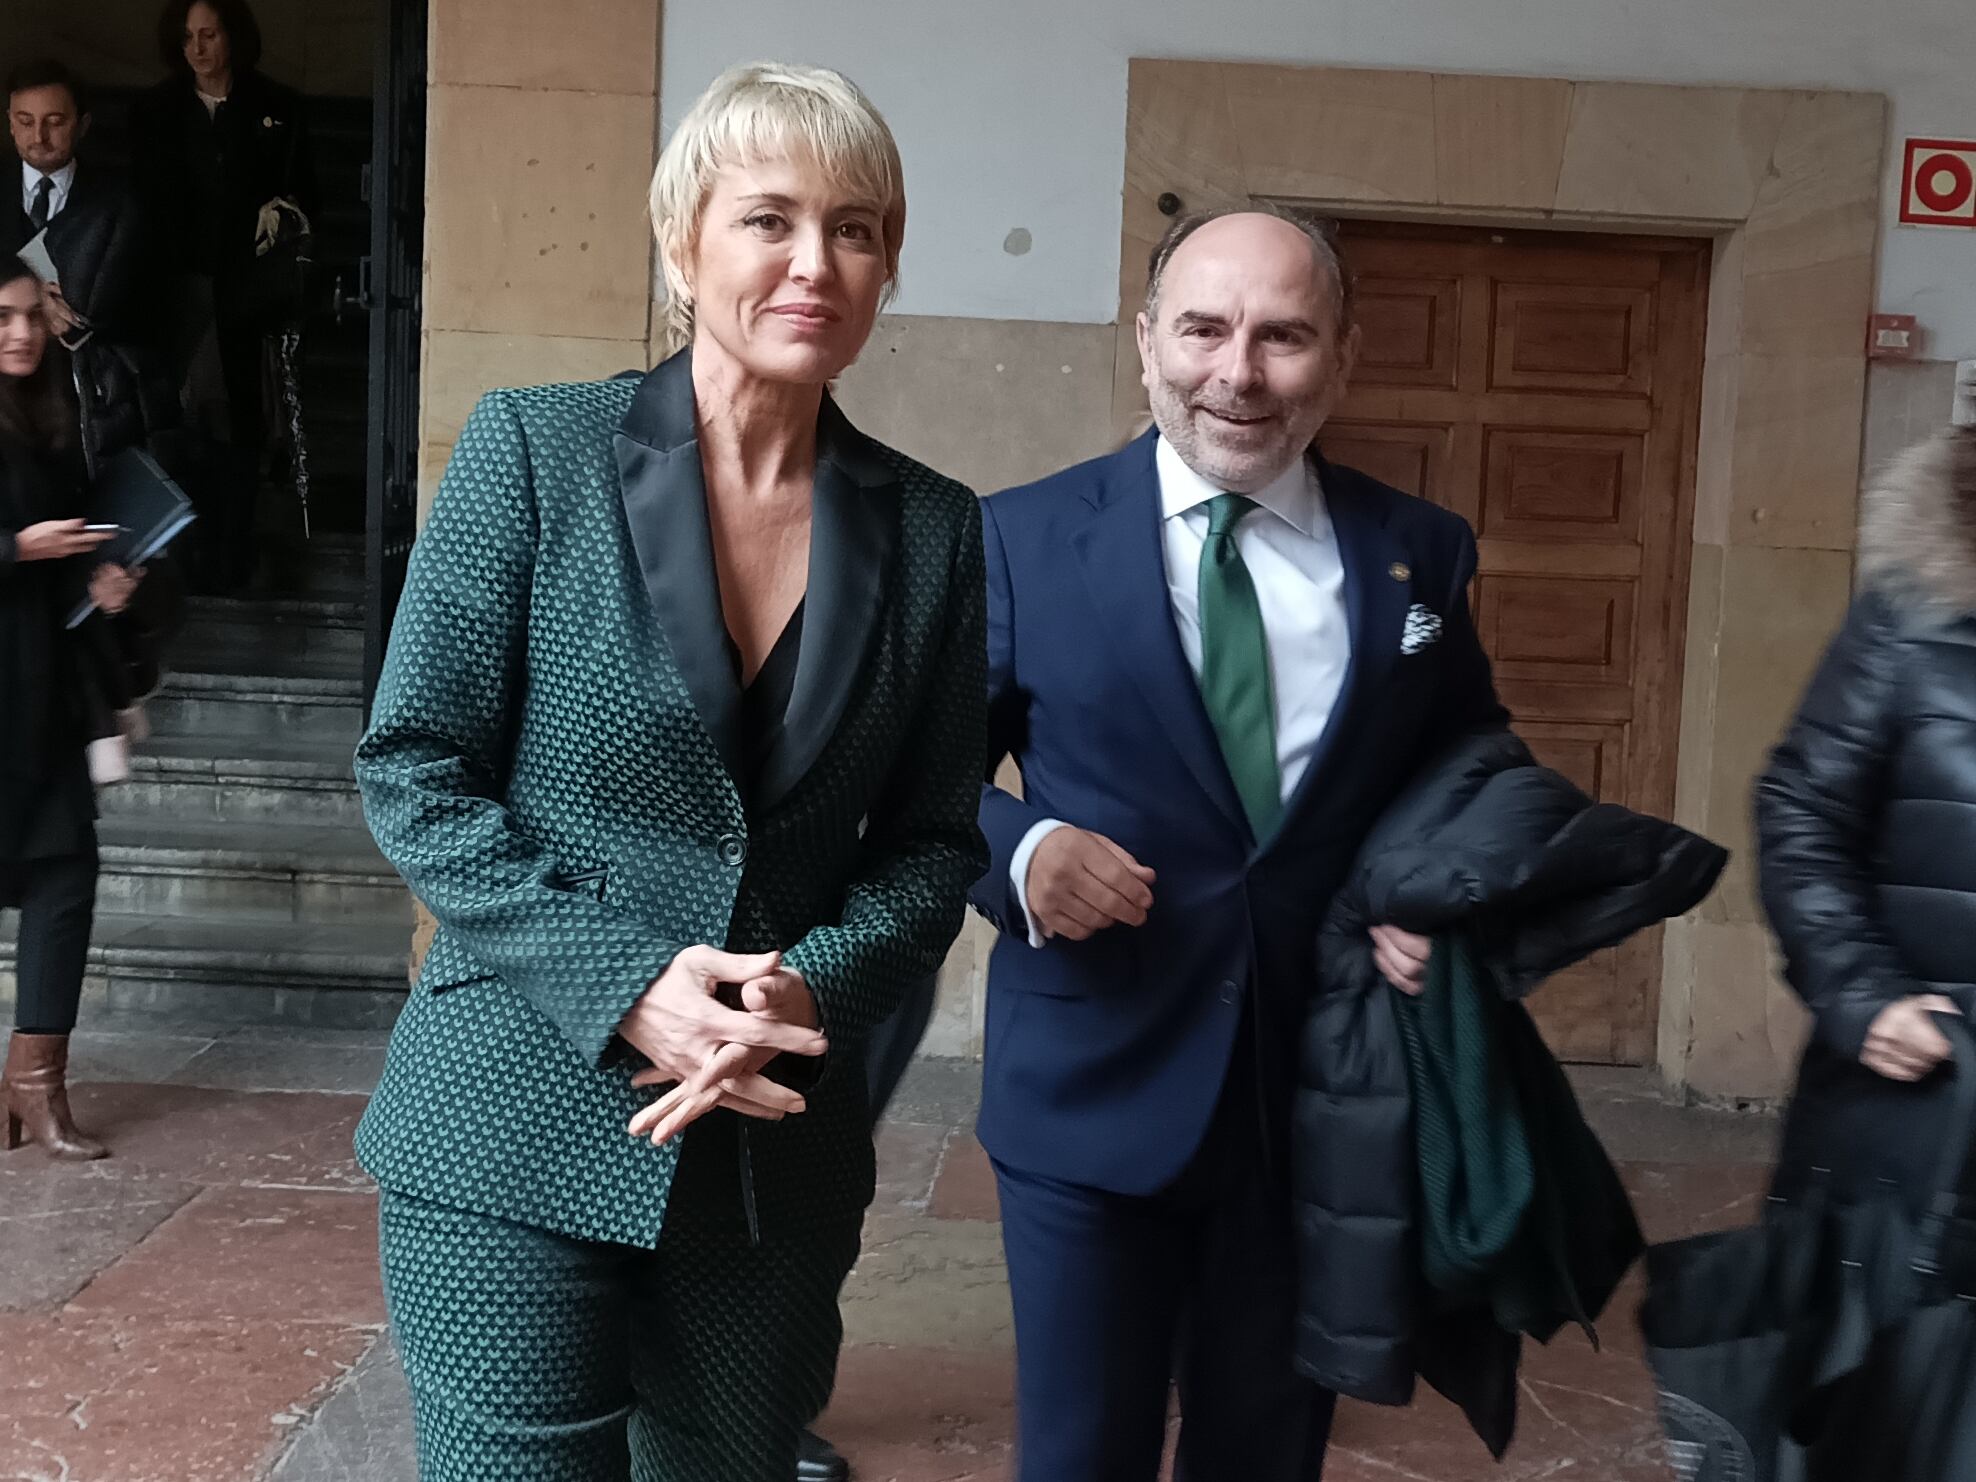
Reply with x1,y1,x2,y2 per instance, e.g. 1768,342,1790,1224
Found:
1798,1019,1976,1481
1640,1015,1976,1482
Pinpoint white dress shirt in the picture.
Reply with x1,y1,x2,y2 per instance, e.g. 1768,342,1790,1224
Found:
20,160,77,223
1009,436,1351,945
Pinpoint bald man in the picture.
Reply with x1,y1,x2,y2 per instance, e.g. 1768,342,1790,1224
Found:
969,207,1506,1480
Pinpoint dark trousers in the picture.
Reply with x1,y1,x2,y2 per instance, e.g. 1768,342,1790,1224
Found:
172,274,265,587
863,971,940,1125
804,972,941,1437
992,1027,1335,1482
5,851,97,1035
201,318,266,587
381,1169,863,1480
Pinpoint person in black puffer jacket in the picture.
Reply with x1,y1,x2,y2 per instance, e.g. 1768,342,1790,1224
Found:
1293,727,1725,1455
1756,424,1976,1215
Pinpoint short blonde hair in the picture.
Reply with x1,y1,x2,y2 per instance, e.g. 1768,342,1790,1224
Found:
650,62,906,346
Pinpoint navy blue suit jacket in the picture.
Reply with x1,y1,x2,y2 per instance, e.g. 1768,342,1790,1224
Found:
971,431,1505,1196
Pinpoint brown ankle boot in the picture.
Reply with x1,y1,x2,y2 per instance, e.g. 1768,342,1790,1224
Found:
3,1033,108,1161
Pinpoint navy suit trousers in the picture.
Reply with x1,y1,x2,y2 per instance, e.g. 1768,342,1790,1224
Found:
992,1013,1335,1482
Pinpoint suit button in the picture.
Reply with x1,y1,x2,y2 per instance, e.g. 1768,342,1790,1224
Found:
1218,979,1241,1004
717,834,747,868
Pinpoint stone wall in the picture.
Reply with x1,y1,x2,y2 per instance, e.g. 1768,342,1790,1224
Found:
416,0,661,514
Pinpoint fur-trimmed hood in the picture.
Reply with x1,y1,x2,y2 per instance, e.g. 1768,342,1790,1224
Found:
1858,427,1976,619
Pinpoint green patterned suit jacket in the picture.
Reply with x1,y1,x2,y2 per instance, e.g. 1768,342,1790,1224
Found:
353,352,988,1247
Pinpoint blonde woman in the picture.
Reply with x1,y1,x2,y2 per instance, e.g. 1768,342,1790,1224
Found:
354,63,987,1480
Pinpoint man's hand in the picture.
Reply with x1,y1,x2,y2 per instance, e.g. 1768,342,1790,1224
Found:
42,283,79,337
89,563,142,616
1023,827,1156,941
1862,995,1960,1082
15,519,115,563
625,959,824,1145
1371,924,1433,996
255,198,302,254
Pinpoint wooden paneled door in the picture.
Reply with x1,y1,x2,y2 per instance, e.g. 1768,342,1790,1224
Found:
1323,221,1710,1065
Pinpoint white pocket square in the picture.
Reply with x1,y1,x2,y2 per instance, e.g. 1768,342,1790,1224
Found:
1400,604,1443,656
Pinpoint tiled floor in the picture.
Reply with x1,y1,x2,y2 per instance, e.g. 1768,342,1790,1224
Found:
1,1030,1779,1481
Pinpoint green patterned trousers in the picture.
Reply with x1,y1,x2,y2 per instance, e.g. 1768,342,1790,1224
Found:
379,1182,862,1481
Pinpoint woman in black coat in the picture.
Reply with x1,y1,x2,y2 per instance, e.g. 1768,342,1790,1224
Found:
131,0,316,590
0,259,149,1160
1756,424,1976,1209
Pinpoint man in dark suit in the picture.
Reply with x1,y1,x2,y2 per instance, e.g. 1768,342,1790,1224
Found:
972,206,1507,1481
3,59,175,473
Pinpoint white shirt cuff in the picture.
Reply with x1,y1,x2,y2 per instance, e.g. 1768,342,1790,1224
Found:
1010,818,1070,949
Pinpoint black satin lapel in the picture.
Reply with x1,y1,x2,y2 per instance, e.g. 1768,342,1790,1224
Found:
756,455,898,812
1073,447,1249,841
613,428,745,789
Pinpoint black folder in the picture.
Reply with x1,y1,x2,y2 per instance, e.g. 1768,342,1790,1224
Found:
65,449,197,627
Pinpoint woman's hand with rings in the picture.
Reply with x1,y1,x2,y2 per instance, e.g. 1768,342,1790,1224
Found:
621,949,825,1146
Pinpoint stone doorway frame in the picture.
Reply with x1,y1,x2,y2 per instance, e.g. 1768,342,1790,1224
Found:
1114,61,1887,1097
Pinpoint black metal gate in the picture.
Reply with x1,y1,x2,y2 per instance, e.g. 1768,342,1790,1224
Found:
362,0,428,711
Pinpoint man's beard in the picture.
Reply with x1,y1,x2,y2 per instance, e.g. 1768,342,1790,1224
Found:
1149,373,1311,492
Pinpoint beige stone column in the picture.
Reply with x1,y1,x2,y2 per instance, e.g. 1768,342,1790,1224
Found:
419,0,663,512
1658,92,1885,1101
408,2,662,971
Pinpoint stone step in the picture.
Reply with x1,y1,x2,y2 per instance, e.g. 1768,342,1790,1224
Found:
102,736,364,829
262,534,366,601
147,669,365,747
93,818,407,924
164,635,360,684
178,595,365,669
0,912,410,1031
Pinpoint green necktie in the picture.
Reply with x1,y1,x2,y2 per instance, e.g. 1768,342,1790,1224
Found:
1197,494,1281,839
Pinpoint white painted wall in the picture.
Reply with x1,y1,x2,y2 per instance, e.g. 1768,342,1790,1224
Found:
665,0,1976,356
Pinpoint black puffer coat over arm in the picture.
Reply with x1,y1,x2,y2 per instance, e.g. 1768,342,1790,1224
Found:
1292,727,1726,1447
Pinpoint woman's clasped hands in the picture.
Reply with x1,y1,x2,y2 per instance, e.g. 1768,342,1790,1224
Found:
621,946,825,1147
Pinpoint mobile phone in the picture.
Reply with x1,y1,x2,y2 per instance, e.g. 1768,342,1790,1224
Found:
83,523,127,535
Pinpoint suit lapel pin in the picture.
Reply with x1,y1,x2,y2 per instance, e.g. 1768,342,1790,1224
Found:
1388,561,1411,582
